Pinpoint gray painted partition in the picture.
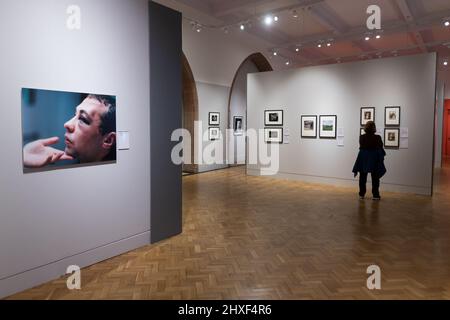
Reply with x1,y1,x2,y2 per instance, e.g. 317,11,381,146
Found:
0,0,182,298
149,1,182,243
247,53,436,195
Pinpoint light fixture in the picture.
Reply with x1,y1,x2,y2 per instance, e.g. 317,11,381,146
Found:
285,61,290,66
222,27,229,34
445,21,450,27
274,16,279,22
273,51,278,56
264,15,274,25
376,35,381,39
444,61,448,66
318,44,322,48
365,36,370,41
240,24,245,31
327,42,332,47
292,9,299,19
295,47,300,52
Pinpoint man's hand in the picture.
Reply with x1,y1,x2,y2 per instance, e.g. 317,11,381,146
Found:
23,137,74,168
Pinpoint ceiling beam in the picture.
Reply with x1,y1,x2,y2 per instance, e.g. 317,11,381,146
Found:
212,0,274,17
394,0,429,53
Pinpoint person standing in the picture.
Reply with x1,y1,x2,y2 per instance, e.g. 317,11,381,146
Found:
353,121,386,200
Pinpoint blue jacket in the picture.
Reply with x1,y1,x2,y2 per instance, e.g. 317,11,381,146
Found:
352,134,386,177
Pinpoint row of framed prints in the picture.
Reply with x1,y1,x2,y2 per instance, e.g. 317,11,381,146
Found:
301,115,337,139
360,106,401,127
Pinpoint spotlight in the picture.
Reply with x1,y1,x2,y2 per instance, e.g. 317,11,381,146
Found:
292,10,299,18
223,27,229,34
274,16,279,22
318,44,322,48
327,43,332,47
264,15,274,25
444,61,448,66
376,35,381,39
285,61,290,66
295,47,300,52
196,24,202,33
445,21,450,27
273,51,278,56
240,24,245,31
365,36,370,41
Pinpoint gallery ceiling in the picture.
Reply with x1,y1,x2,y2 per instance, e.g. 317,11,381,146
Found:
156,0,450,69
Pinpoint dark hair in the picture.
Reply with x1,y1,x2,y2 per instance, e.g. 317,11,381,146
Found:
364,121,376,135
87,94,116,161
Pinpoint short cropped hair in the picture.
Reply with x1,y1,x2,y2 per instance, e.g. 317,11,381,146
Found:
364,121,376,135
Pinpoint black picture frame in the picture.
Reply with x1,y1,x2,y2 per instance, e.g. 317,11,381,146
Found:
319,115,337,139
264,127,283,144
209,127,220,141
384,128,400,149
233,116,243,136
301,115,317,139
384,106,401,127
360,107,375,127
209,112,220,126
264,110,283,126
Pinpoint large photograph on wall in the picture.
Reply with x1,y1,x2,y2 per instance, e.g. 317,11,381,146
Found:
21,88,117,171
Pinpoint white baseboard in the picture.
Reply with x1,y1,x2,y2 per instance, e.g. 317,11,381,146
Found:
0,231,150,299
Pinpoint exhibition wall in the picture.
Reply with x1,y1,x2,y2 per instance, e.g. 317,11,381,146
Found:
197,82,230,172
435,83,444,168
228,60,260,165
247,53,437,195
0,0,181,298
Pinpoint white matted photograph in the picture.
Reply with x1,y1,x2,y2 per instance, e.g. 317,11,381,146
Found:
209,112,220,126
385,106,401,127
301,115,317,138
264,127,283,143
360,107,375,126
319,115,337,139
209,127,220,141
265,110,283,126
384,128,400,148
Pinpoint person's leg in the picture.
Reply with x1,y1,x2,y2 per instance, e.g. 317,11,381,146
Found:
371,173,380,199
359,172,367,198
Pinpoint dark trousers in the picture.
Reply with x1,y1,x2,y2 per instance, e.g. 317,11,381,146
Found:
359,172,380,197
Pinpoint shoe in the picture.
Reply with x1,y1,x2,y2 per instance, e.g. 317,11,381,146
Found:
372,196,381,200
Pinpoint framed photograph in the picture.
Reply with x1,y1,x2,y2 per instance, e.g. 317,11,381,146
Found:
209,127,220,141
319,115,337,139
385,106,401,127
384,128,400,148
301,115,317,138
265,110,283,126
264,128,283,144
209,112,220,126
21,88,117,172
360,107,375,126
233,116,243,136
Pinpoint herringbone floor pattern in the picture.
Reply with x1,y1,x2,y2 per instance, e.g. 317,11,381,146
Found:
7,162,450,300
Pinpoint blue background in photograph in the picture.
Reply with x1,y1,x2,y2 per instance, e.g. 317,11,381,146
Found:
21,88,114,167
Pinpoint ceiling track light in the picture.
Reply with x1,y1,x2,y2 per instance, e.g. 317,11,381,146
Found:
444,61,449,66
240,24,245,31
444,20,450,27
365,36,370,41
376,34,381,39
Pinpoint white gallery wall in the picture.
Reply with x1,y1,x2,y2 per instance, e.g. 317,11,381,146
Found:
196,82,229,172
0,0,151,298
228,59,260,165
247,53,437,195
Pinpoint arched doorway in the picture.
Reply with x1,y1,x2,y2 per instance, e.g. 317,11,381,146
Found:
182,53,199,173
227,53,273,165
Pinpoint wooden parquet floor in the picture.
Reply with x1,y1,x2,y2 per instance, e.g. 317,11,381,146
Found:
7,163,450,300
